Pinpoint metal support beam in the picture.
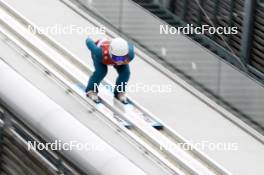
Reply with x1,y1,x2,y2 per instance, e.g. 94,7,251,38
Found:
240,0,257,64
181,0,188,20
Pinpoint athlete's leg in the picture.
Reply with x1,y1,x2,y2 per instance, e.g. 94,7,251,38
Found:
114,64,130,96
86,58,108,93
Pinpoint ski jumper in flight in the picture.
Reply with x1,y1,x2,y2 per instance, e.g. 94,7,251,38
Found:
85,37,135,104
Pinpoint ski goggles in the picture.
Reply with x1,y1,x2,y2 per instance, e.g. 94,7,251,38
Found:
111,54,130,63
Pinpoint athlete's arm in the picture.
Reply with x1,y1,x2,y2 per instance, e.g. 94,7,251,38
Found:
128,42,135,61
85,38,102,60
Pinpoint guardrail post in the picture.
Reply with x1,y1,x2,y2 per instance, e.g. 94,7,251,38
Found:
240,0,257,65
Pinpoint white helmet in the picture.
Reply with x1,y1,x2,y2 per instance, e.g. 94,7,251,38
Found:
110,37,129,56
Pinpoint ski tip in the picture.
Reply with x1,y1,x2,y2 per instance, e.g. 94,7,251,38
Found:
95,102,102,106
94,99,102,104
122,101,129,105
152,123,164,130
124,124,133,129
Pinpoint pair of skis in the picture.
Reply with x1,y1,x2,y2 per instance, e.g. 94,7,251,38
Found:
75,83,163,130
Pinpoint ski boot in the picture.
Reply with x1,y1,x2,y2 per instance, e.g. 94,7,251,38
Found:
115,92,129,104
86,91,101,104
